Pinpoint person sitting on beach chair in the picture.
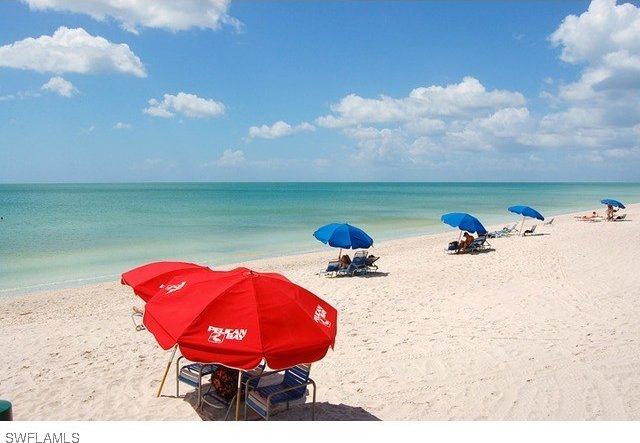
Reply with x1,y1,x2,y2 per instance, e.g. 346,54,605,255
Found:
458,232,475,252
339,254,351,269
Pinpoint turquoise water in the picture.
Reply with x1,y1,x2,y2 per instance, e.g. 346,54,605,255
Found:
1,182,638,297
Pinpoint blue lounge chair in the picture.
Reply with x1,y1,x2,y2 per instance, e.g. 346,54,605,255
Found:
176,356,218,407
244,363,316,420
339,250,368,276
465,235,490,252
488,223,518,238
365,254,380,272
446,235,490,254
319,259,341,277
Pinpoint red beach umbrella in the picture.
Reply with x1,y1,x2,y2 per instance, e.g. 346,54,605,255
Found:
121,261,213,302
143,266,338,371
143,266,337,420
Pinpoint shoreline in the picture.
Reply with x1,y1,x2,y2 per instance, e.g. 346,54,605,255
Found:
3,202,637,300
1,204,639,420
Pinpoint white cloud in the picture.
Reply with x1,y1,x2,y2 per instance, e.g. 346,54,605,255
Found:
143,92,225,118
311,77,530,164
0,27,146,77
550,0,640,65
21,0,241,34
316,77,525,128
475,107,530,137
114,122,132,129
41,76,78,97
538,0,640,155
404,118,446,135
342,126,411,163
217,149,245,166
248,120,315,139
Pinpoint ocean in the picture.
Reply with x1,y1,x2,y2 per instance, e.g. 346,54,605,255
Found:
1,182,638,297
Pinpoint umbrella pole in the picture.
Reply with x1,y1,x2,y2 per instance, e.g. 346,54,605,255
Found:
338,247,342,260
520,216,526,237
235,370,243,421
157,345,178,398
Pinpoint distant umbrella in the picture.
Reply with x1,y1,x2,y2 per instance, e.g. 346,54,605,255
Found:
601,199,625,209
313,223,374,259
440,213,487,236
508,205,544,221
508,205,544,236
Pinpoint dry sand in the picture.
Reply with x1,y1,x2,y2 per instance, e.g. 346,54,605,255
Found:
1,205,639,421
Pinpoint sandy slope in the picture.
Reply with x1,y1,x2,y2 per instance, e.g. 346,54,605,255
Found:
1,205,639,420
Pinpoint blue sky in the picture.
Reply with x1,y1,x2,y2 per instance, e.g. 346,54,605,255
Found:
1,0,639,182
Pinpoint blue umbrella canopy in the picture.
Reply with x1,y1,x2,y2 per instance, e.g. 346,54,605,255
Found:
601,199,625,209
313,223,374,249
440,213,487,235
508,205,545,221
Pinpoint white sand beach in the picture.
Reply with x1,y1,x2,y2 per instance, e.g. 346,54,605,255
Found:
1,205,639,421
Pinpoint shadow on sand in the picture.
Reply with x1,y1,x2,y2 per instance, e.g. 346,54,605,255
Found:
178,386,380,421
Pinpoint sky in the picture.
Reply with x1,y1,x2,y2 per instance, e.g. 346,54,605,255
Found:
1,0,639,183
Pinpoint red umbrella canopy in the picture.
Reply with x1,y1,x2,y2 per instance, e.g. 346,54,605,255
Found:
121,261,213,302
143,267,338,370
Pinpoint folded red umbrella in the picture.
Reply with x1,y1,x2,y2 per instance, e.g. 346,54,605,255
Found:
143,267,338,371
121,261,214,302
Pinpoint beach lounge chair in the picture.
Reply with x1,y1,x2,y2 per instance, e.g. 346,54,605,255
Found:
336,251,369,276
176,357,218,407
244,363,316,421
488,223,518,238
365,254,380,272
523,225,537,236
351,250,369,274
612,214,627,221
319,259,341,277
131,307,145,331
543,218,554,226
201,363,265,420
447,235,490,254
465,234,490,252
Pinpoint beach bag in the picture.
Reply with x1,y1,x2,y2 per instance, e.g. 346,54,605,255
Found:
210,366,239,402
448,241,459,251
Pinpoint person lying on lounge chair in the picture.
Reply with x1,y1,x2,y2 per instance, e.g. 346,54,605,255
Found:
339,254,351,269
576,211,599,221
458,232,475,252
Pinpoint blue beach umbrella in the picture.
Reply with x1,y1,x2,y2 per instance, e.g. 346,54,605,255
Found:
440,213,488,236
313,223,374,259
508,205,544,236
601,199,625,209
